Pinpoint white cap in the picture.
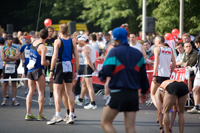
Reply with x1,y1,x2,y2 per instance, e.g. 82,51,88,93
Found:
78,35,89,41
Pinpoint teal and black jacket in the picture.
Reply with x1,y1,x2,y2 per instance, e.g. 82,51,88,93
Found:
98,43,149,94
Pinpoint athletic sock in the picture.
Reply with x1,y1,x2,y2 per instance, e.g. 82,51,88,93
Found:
28,114,32,116
91,101,96,106
3,98,7,101
67,109,70,115
50,92,53,98
12,98,16,101
55,112,61,117
85,96,89,100
6,92,9,94
78,98,83,102
69,112,73,117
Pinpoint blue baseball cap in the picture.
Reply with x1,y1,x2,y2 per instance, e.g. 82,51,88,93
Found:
0,37,5,44
112,27,128,44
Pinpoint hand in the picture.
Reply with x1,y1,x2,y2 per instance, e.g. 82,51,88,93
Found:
140,94,147,103
73,72,77,80
22,59,25,64
49,72,54,82
46,60,50,66
183,62,187,67
152,77,157,84
15,53,20,57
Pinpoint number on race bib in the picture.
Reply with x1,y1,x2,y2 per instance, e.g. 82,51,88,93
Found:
5,64,15,74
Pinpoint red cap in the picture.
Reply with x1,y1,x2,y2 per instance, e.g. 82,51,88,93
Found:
136,37,141,40
24,35,31,39
178,39,182,43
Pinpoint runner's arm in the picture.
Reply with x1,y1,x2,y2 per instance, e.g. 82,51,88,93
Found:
40,45,49,66
1,47,11,62
170,48,176,74
153,47,160,76
72,40,79,72
50,39,60,70
83,46,95,70
9,48,20,61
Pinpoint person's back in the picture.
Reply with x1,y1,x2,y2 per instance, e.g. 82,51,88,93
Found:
91,41,99,54
84,44,96,63
59,38,72,62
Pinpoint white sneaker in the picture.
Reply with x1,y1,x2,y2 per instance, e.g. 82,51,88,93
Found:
187,107,199,114
49,97,54,105
75,99,83,106
64,114,77,122
84,103,97,109
47,115,63,125
66,115,74,124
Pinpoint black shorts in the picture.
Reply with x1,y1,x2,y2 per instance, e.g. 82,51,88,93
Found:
27,68,45,81
79,65,85,75
84,65,94,78
24,66,28,76
109,89,139,112
0,69,2,76
54,63,72,84
156,76,170,84
44,57,52,75
3,66,17,83
166,81,189,98
16,59,20,68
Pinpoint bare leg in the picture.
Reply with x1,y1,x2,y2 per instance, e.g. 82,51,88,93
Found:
101,106,118,133
26,79,36,114
150,82,160,108
64,82,74,113
85,77,95,102
193,86,200,106
163,93,177,133
72,80,78,92
80,77,87,99
61,83,69,110
2,82,8,99
53,83,62,113
36,75,46,116
49,81,53,94
11,82,17,98
124,112,137,133
177,94,188,133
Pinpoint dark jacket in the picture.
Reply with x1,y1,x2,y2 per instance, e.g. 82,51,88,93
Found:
182,49,198,67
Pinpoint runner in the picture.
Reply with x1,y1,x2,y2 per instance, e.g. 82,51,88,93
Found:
150,36,176,109
20,35,32,95
0,37,5,88
156,80,188,133
76,35,98,109
25,28,49,121
47,24,79,125
44,26,55,105
98,27,149,133
1,35,20,106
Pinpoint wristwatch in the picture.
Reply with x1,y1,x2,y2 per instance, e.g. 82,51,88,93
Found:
49,70,54,72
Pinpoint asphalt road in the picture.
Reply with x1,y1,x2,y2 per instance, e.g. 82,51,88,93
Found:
0,85,200,133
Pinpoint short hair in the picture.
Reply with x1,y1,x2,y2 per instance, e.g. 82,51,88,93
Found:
91,34,97,41
39,28,48,39
182,33,190,38
23,32,28,36
194,35,200,44
184,42,191,46
59,24,68,34
143,40,150,45
104,32,110,37
156,35,165,44
129,32,136,36
47,26,54,32
13,32,17,37
3,31,7,34
176,42,184,47
13,38,20,44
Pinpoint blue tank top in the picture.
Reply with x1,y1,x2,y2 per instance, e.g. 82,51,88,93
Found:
28,43,44,73
58,38,72,62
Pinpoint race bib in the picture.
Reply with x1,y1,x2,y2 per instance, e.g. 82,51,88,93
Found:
25,50,30,58
5,64,15,74
62,61,72,73
27,60,36,70
46,46,53,57
79,54,84,65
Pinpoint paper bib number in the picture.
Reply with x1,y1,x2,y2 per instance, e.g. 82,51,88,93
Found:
25,50,30,58
5,64,15,74
46,46,53,57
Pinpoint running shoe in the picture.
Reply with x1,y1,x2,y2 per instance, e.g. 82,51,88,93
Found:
66,115,74,124
37,114,47,121
17,82,22,89
49,97,54,105
84,103,97,109
1,100,6,106
85,98,90,105
25,114,37,121
6,94,9,98
187,107,200,114
75,99,83,106
63,114,77,122
12,100,20,106
47,115,63,125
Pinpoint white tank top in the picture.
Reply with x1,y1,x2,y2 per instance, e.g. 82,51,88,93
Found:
130,42,141,51
77,45,84,65
82,44,96,64
158,47,172,77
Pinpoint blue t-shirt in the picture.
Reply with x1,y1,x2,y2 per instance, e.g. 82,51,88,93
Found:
20,44,32,65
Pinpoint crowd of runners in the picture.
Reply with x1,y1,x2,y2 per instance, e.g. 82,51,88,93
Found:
0,23,200,133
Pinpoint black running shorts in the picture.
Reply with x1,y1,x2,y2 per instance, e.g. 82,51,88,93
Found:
54,63,73,84
83,65,94,78
27,68,45,81
166,81,189,98
24,65,28,76
44,57,52,75
109,89,139,112
156,76,170,84
3,66,17,83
